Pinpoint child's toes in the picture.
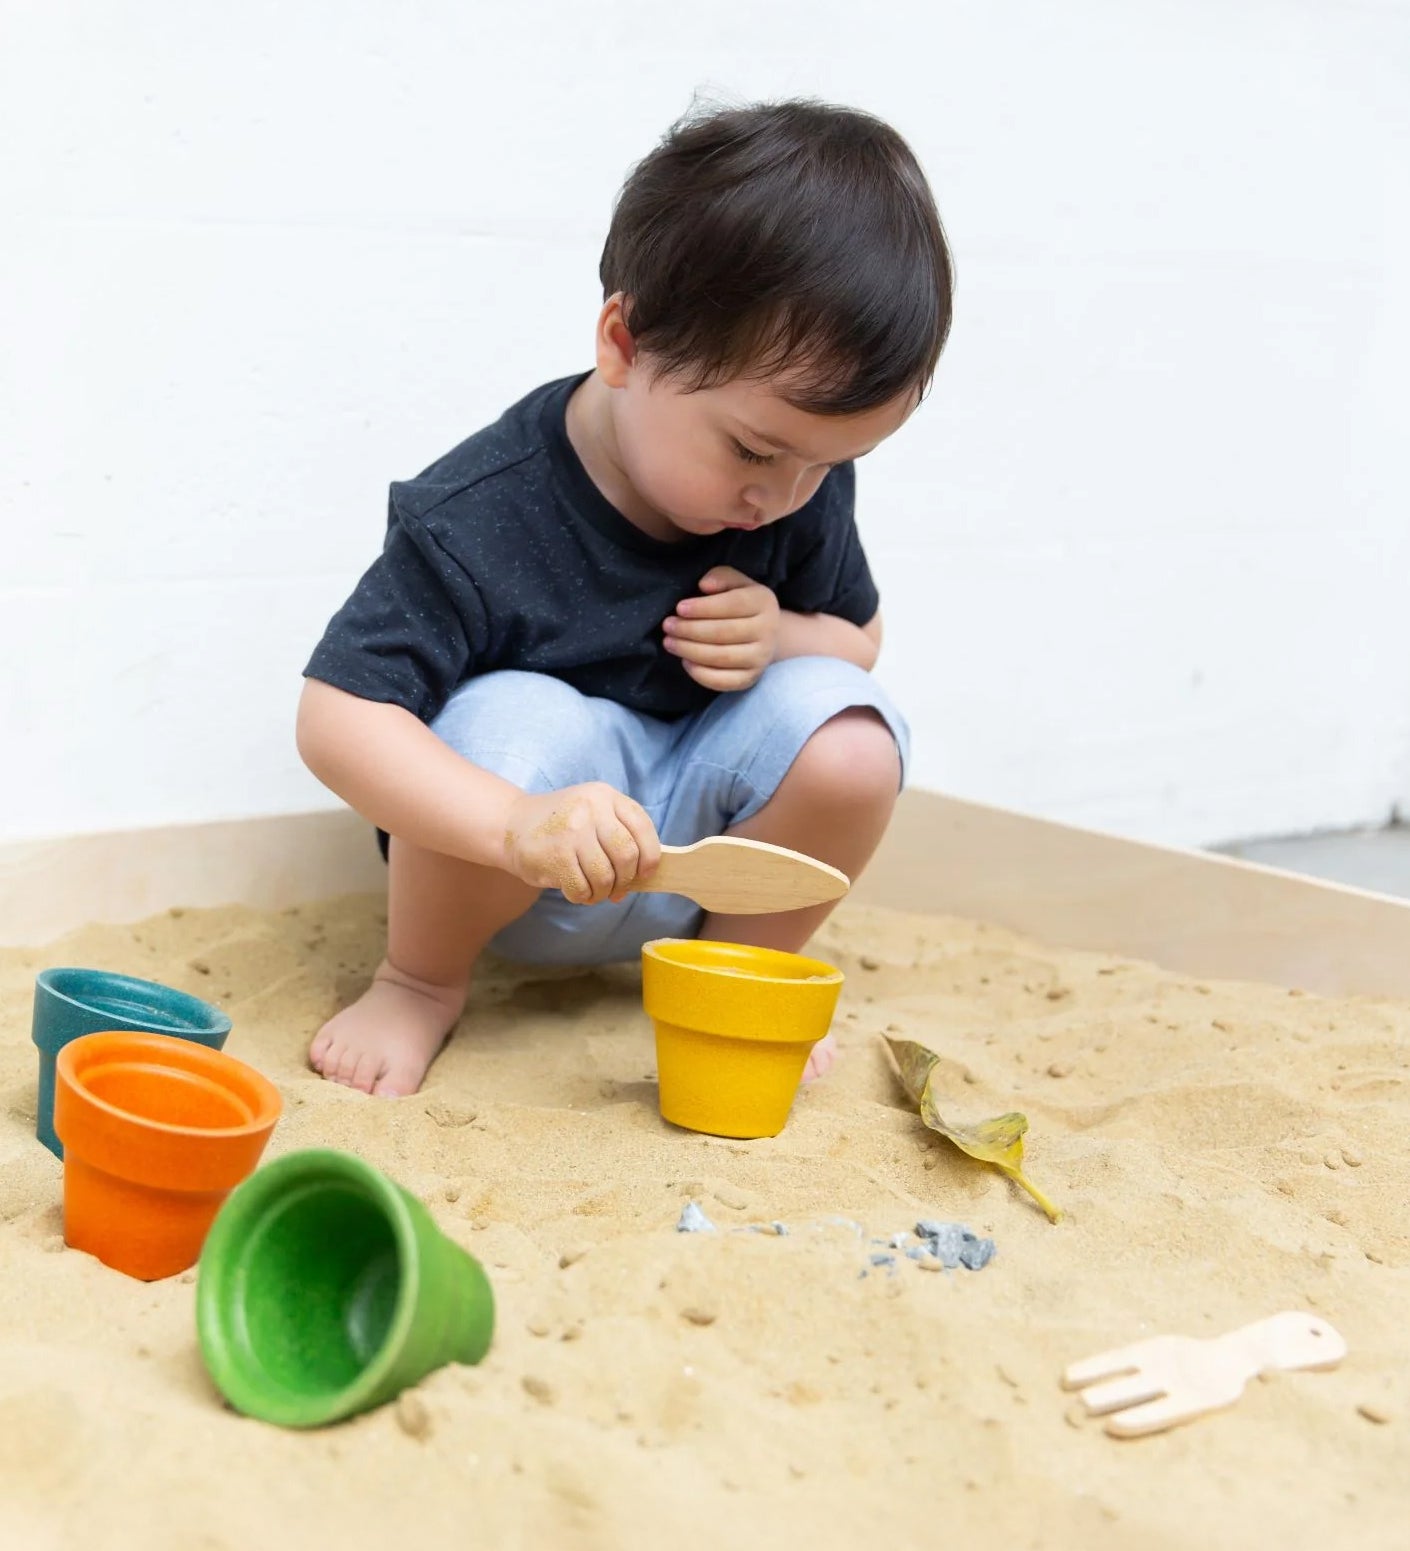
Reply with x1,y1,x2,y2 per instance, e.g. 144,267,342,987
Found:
371,1066,412,1099
321,1049,354,1085
802,1032,837,1083
343,1050,385,1094
322,1041,365,1089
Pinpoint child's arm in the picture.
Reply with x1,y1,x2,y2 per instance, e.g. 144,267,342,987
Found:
297,678,520,864
775,609,882,672
297,678,659,901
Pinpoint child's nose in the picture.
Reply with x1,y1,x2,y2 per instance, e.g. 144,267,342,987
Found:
744,468,821,522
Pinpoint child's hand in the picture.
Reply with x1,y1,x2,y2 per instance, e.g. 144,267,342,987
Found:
663,566,781,692
502,784,660,905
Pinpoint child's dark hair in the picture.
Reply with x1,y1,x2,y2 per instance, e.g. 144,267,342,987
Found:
600,99,954,416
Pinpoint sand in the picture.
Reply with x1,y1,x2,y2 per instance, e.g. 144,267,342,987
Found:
1,893,1407,1550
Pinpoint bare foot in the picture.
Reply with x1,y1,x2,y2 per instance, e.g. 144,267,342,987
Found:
309,961,467,1097
802,1031,837,1083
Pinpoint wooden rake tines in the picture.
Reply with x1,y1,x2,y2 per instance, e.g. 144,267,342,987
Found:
1062,1311,1347,1437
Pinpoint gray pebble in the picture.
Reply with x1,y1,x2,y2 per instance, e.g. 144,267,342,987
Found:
913,1219,997,1272
676,1201,717,1233
959,1236,996,1271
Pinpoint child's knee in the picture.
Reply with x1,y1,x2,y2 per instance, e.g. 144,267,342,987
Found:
793,709,902,808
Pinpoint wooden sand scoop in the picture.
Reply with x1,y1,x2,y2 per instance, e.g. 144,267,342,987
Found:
629,836,849,915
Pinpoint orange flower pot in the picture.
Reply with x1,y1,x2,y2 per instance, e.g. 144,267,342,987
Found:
54,1031,282,1281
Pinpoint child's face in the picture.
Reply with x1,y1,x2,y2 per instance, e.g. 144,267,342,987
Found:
597,300,917,540
616,372,915,539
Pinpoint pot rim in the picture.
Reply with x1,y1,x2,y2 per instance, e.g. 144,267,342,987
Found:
197,1149,427,1425
36,966,232,1038
56,1031,280,1143
643,937,843,987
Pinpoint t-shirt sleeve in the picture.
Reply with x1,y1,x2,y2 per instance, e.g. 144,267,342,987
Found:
772,463,880,626
302,497,491,724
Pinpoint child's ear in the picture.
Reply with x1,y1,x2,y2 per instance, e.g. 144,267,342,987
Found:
596,293,637,387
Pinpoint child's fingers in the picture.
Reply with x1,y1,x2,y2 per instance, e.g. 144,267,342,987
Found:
554,854,594,905
572,838,619,904
615,797,661,879
664,637,762,670
698,565,750,592
598,816,642,893
674,588,763,620
682,661,757,692
664,615,758,646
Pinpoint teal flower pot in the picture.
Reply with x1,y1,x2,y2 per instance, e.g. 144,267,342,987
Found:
32,967,232,1159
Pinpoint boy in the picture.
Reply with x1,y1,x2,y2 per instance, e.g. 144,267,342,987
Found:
298,99,953,1097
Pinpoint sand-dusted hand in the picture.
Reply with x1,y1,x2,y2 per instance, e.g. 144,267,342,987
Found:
628,835,848,915
503,783,661,905
1062,1311,1347,1437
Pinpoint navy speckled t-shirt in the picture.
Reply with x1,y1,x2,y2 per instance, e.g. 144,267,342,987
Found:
304,374,879,725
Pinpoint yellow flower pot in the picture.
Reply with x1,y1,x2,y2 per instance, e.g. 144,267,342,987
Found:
642,939,844,1139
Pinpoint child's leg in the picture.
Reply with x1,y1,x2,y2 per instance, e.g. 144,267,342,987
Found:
701,706,899,951
310,668,675,1097
697,706,902,1079
310,838,539,1097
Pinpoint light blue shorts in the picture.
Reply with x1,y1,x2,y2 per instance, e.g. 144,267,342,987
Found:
428,656,910,967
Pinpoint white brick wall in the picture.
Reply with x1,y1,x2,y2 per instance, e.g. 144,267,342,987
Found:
4,1,1408,848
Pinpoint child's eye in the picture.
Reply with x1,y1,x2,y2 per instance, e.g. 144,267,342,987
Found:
731,439,773,466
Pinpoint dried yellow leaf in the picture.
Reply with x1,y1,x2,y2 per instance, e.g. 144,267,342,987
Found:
884,1036,1062,1222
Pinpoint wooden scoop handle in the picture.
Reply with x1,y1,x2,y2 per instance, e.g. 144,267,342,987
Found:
1215,1311,1348,1375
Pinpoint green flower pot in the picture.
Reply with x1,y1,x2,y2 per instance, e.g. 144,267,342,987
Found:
196,1148,494,1428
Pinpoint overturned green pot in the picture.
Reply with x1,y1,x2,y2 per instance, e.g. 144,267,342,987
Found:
197,1148,494,1428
